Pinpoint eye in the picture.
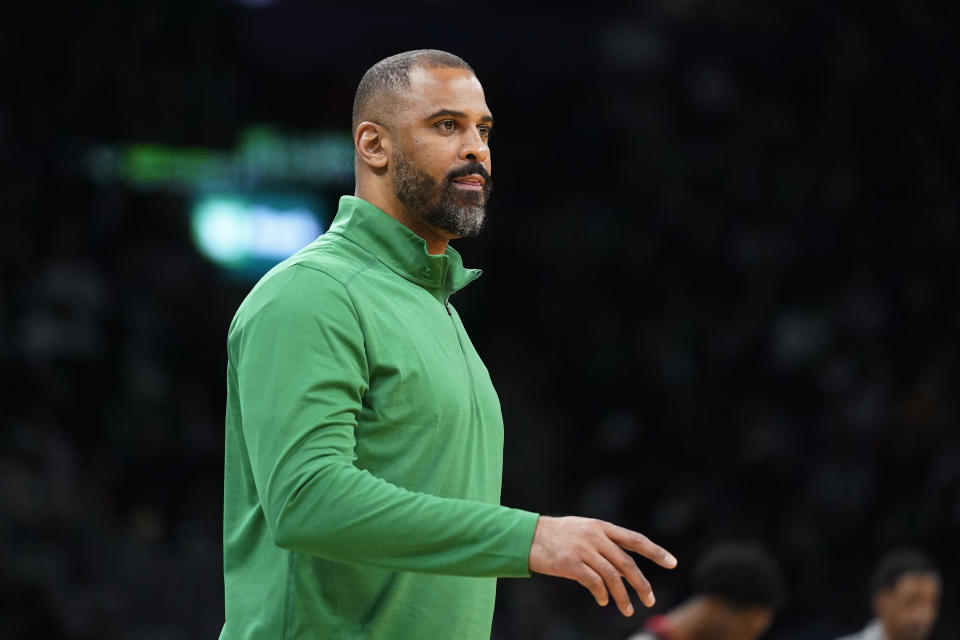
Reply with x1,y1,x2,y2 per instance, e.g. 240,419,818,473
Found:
477,124,492,139
435,119,457,132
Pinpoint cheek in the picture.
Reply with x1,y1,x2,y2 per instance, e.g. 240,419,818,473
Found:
407,134,430,151
409,134,453,157
409,141,453,174
739,611,773,640
744,620,767,639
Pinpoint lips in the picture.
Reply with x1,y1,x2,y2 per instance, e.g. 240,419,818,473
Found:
452,174,485,189
453,173,486,189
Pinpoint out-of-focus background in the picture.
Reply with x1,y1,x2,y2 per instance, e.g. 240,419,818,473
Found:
2,2,958,638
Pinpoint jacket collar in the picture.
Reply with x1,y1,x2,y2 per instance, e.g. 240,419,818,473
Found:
327,196,481,296
862,620,888,640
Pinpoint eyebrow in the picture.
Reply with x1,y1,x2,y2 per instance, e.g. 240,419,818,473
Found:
424,109,494,125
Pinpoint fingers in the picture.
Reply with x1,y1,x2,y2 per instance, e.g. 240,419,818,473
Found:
586,551,636,616
595,536,655,609
602,522,678,569
528,516,677,618
575,562,611,609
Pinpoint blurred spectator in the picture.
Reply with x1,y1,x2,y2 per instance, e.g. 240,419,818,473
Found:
626,541,784,640
835,548,941,640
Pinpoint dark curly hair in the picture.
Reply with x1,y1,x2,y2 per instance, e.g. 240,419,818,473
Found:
692,541,785,609
868,547,939,597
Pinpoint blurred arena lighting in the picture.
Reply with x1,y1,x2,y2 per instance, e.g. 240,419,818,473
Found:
190,193,325,279
84,125,354,191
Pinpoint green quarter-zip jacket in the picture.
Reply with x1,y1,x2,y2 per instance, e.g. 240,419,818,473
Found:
221,196,540,639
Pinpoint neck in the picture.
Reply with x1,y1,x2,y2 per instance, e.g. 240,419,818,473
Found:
354,183,451,255
390,203,452,255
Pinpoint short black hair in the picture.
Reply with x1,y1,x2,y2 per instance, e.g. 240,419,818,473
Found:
351,49,475,132
868,547,940,597
692,542,785,609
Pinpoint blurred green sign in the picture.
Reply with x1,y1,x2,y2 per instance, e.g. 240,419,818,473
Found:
84,126,354,190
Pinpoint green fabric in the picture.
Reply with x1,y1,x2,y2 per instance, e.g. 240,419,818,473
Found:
220,196,540,639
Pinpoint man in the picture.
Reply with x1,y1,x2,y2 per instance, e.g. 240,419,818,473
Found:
220,49,676,639
627,542,784,640
835,548,941,640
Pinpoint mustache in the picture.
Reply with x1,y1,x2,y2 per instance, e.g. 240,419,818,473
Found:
446,163,491,186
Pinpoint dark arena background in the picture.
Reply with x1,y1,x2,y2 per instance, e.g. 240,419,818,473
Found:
2,2,959,638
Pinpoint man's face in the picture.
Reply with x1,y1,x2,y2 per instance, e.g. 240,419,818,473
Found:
874,573,941,640
717,607,774,640
389,65,493,238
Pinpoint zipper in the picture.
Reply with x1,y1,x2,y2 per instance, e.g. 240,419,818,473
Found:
450,305,478,406
441,259,478,402
440,258,453,315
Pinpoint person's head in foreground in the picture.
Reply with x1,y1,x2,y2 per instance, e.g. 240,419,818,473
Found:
689,541,784,640
868,548,941,640
631,541,784,640
352,49,492,253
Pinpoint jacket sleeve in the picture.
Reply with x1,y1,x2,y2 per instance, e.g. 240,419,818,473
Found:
230,264,539,577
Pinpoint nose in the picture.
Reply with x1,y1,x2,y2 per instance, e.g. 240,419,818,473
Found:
460,126,489,164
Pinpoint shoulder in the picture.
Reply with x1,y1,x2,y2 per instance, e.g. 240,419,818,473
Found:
289,231,379,286
239,261,345,312
834,622,885,640
228,258,360,345
233,230,380,316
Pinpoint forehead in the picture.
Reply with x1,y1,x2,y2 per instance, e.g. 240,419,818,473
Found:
403,66,490,116
891,573,941,599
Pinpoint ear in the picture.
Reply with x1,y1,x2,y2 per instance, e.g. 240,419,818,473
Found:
354,121,391,170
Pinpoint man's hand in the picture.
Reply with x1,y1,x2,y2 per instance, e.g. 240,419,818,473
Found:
528,516,677,617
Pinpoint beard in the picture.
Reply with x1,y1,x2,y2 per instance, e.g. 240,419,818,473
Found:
392,147,492,238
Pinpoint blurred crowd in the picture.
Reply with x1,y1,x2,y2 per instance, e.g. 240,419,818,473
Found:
2,2,958,639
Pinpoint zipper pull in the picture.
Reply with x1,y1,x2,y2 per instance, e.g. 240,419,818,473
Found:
443,298,452,315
